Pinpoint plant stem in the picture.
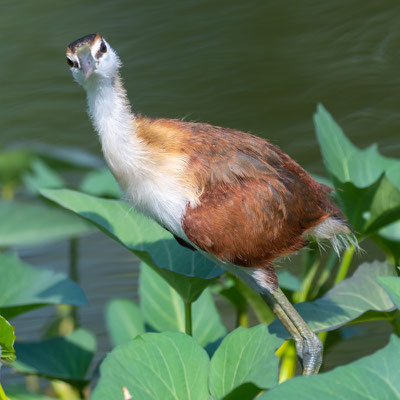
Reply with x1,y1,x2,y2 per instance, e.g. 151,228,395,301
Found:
318,330,328,344
318,246,355,348
69,238,79,328
392,312,400,337
311,251,337,298
0,382,8,400
237,307,249,328
293,256,320,303
184,301,192,336
277,341,297,383
333,245,355,286
51,380,81,400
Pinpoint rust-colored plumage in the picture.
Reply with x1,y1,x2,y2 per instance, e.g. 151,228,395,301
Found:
135,117,344,280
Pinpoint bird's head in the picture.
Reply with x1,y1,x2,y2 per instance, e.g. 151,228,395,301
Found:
66,33,121,86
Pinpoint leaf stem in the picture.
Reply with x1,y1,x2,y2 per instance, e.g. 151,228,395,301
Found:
311,251,337,298
69,237,79,328
184,301,192,336
236,308,249,328
392,312,400,337
0,382,8,400
293,256,320,303
278,340,297,383
333,245,355,286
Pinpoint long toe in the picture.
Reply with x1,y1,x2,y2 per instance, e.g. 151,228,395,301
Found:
301,333,323,375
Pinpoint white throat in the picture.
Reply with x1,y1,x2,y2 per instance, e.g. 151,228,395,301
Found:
85,75,138,181
83,73,190,239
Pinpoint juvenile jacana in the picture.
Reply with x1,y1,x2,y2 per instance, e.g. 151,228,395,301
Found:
66,33,356,375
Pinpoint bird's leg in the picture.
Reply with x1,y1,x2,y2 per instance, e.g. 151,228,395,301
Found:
262,287,323,375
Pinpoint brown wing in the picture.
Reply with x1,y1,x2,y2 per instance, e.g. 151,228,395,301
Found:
173,120,342,267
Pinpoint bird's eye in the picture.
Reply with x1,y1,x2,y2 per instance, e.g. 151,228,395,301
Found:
66,57,74,67
100,41,107,53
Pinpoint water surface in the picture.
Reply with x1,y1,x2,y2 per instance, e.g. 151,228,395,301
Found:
1,0,399,384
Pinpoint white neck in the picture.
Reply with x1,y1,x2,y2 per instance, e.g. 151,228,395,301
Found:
85,74,134,145
82,71,191,239
84,74,145,186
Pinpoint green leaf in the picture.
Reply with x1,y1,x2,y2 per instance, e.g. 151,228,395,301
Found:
314,104,400,188
0,145,101,189
0,253,87,319
372,221,400,265
0,315,15,362
378,219,400,241
13,329,96,384
140,263,226,346
219,285,247,312
209,325,282,398
7,386,56,400
10,142,103,170
92,331,210,400
363,175,400,234
22,159,65,195
222,383,263,400
41,189,223,282
378,276,400,310
269,261,397,337
330,177,379,233
260,335,400,400
145,258,214,302
313,104,400,234
0,201,93,247
79,168,122,198
277,270,301,292
348,310,397,325
105,298,145,347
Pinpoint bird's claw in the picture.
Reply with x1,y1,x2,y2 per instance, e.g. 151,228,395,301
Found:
295,333,323,375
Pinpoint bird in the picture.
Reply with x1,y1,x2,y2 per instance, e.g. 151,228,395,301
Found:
66,33,356,376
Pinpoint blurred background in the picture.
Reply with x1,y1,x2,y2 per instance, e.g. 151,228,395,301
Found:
1,0,400,387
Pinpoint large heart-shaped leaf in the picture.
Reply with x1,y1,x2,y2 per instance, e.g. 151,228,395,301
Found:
41,189,223,282
314,104,400,188
105,298,145,347
313,104,400,234
0,315,15,363
0,253,87,319
92,331,210,400
260,334,400,399
140,262,226,346
269,261,396,337
209,324,283,399
13,329,96,384
0,201,93,247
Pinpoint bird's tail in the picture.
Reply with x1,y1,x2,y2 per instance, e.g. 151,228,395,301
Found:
310,216,360,256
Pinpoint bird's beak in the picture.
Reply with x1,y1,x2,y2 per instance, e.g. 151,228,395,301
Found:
77,45,96,79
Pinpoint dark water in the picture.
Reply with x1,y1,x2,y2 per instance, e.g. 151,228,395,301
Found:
1,0,399,386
